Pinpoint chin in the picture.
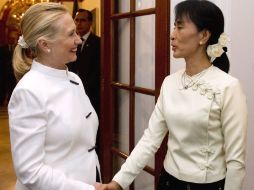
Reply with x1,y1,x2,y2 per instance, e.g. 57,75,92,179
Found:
69,55,77,62
173,54,180,58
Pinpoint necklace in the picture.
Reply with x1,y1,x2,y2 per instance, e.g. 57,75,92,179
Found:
181,66,212,90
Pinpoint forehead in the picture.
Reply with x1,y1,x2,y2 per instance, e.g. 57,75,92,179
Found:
75,11,89,20
55,13,75,33
175,16,192,25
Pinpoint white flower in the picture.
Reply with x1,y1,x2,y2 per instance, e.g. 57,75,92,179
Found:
206,33,229,62
18,35,29,48
218,33,230,47
206,44,224,62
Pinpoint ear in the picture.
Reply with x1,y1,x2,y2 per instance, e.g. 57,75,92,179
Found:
37,38,50,53
199,29,211,45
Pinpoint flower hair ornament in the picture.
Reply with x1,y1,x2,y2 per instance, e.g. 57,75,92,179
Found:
18,35,29,49
206,33,230,62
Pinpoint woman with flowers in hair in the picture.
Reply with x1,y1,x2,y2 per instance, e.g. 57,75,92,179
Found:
97,1,247,190
8,2,101,190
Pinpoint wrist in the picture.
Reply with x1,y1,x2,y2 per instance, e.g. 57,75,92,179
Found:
111,180,122,190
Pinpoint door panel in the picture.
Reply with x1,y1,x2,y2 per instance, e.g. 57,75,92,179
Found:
113,89,130,154
135,0,155,10
100,0,170,189
115,18,130,84
134,93,155,168
114,1,130,13
135,15,155,89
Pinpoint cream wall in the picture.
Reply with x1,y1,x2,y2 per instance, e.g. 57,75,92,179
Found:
62,2,73,16
0,0,7,19
0,1,6,11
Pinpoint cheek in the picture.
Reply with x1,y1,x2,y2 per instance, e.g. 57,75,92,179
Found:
179,34,199,49
61,41,72,51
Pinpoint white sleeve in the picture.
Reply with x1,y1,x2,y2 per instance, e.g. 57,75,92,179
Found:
221,80,248,190
8,88,95,190
113,82,168,189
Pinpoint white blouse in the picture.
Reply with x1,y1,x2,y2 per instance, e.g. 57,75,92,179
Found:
8,60,99,190
113,66,247,190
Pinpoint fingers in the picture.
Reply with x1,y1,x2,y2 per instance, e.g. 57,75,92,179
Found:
107,181,122,190
94,182,108,190
93,181,122,190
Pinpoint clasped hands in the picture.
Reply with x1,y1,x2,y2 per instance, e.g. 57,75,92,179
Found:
94,181,122,190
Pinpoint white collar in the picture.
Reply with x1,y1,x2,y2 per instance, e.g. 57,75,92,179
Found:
81,32,91,41
31,59,68,79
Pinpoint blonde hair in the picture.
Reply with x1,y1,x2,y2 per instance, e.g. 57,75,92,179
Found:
13,2,68,80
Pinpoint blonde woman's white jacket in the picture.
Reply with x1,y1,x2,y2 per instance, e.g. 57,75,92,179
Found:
8,60,99,190
113,66,248,190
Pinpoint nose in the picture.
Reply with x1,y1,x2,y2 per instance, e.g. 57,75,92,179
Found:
75,34,82,45
74,19,80,25
170,29,176,41
170,34,175,41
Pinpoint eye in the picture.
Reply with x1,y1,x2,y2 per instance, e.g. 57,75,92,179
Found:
174,20,184,30
69,30,76,36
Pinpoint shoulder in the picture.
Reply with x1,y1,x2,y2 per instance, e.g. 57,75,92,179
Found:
88,33,100,42
90,33,100,39
162,69,183,86
200,66,245,105
207,66,240,89
68,71,82,83
13,69,47,97
9,72,46,110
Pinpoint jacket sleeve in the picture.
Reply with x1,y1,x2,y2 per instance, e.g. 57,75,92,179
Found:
221,79,248,190
8,88,95,190
112,81,168,189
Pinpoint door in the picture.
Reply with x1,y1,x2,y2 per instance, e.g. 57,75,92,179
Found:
100,1,170,189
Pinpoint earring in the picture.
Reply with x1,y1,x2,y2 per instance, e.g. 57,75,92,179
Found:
47,49,51,53
199,41,203,45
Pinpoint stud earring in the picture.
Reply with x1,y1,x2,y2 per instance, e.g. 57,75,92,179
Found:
47,49,51,53
199,41,203,45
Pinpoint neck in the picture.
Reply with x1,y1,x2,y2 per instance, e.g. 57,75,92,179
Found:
80,31,90,37
36,55,66,70
185,54,211,76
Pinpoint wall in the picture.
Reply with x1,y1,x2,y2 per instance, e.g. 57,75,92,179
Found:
62,2,73,15
231,1,254,189
170,0,254,189
0,1,6,15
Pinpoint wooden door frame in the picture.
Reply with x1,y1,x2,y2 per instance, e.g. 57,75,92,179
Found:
99,0,170,187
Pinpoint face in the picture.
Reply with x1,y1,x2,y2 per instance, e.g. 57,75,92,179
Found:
74,11,92,36
47,13,82,68
170,16,203,59
8,30,19,45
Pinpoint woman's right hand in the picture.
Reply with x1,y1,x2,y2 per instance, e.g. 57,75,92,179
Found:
94,181,122,190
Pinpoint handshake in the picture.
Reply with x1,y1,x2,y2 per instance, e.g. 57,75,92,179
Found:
94,181,122,190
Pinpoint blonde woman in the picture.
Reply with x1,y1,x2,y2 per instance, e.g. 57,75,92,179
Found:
8,2,100,190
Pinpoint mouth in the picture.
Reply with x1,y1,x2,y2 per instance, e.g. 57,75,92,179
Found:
171,45,176,51
71,48,78,53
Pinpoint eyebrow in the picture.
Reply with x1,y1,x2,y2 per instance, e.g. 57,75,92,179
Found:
174,20,184,26
65,26,76,34
69,28,75,33
75,18,88,21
